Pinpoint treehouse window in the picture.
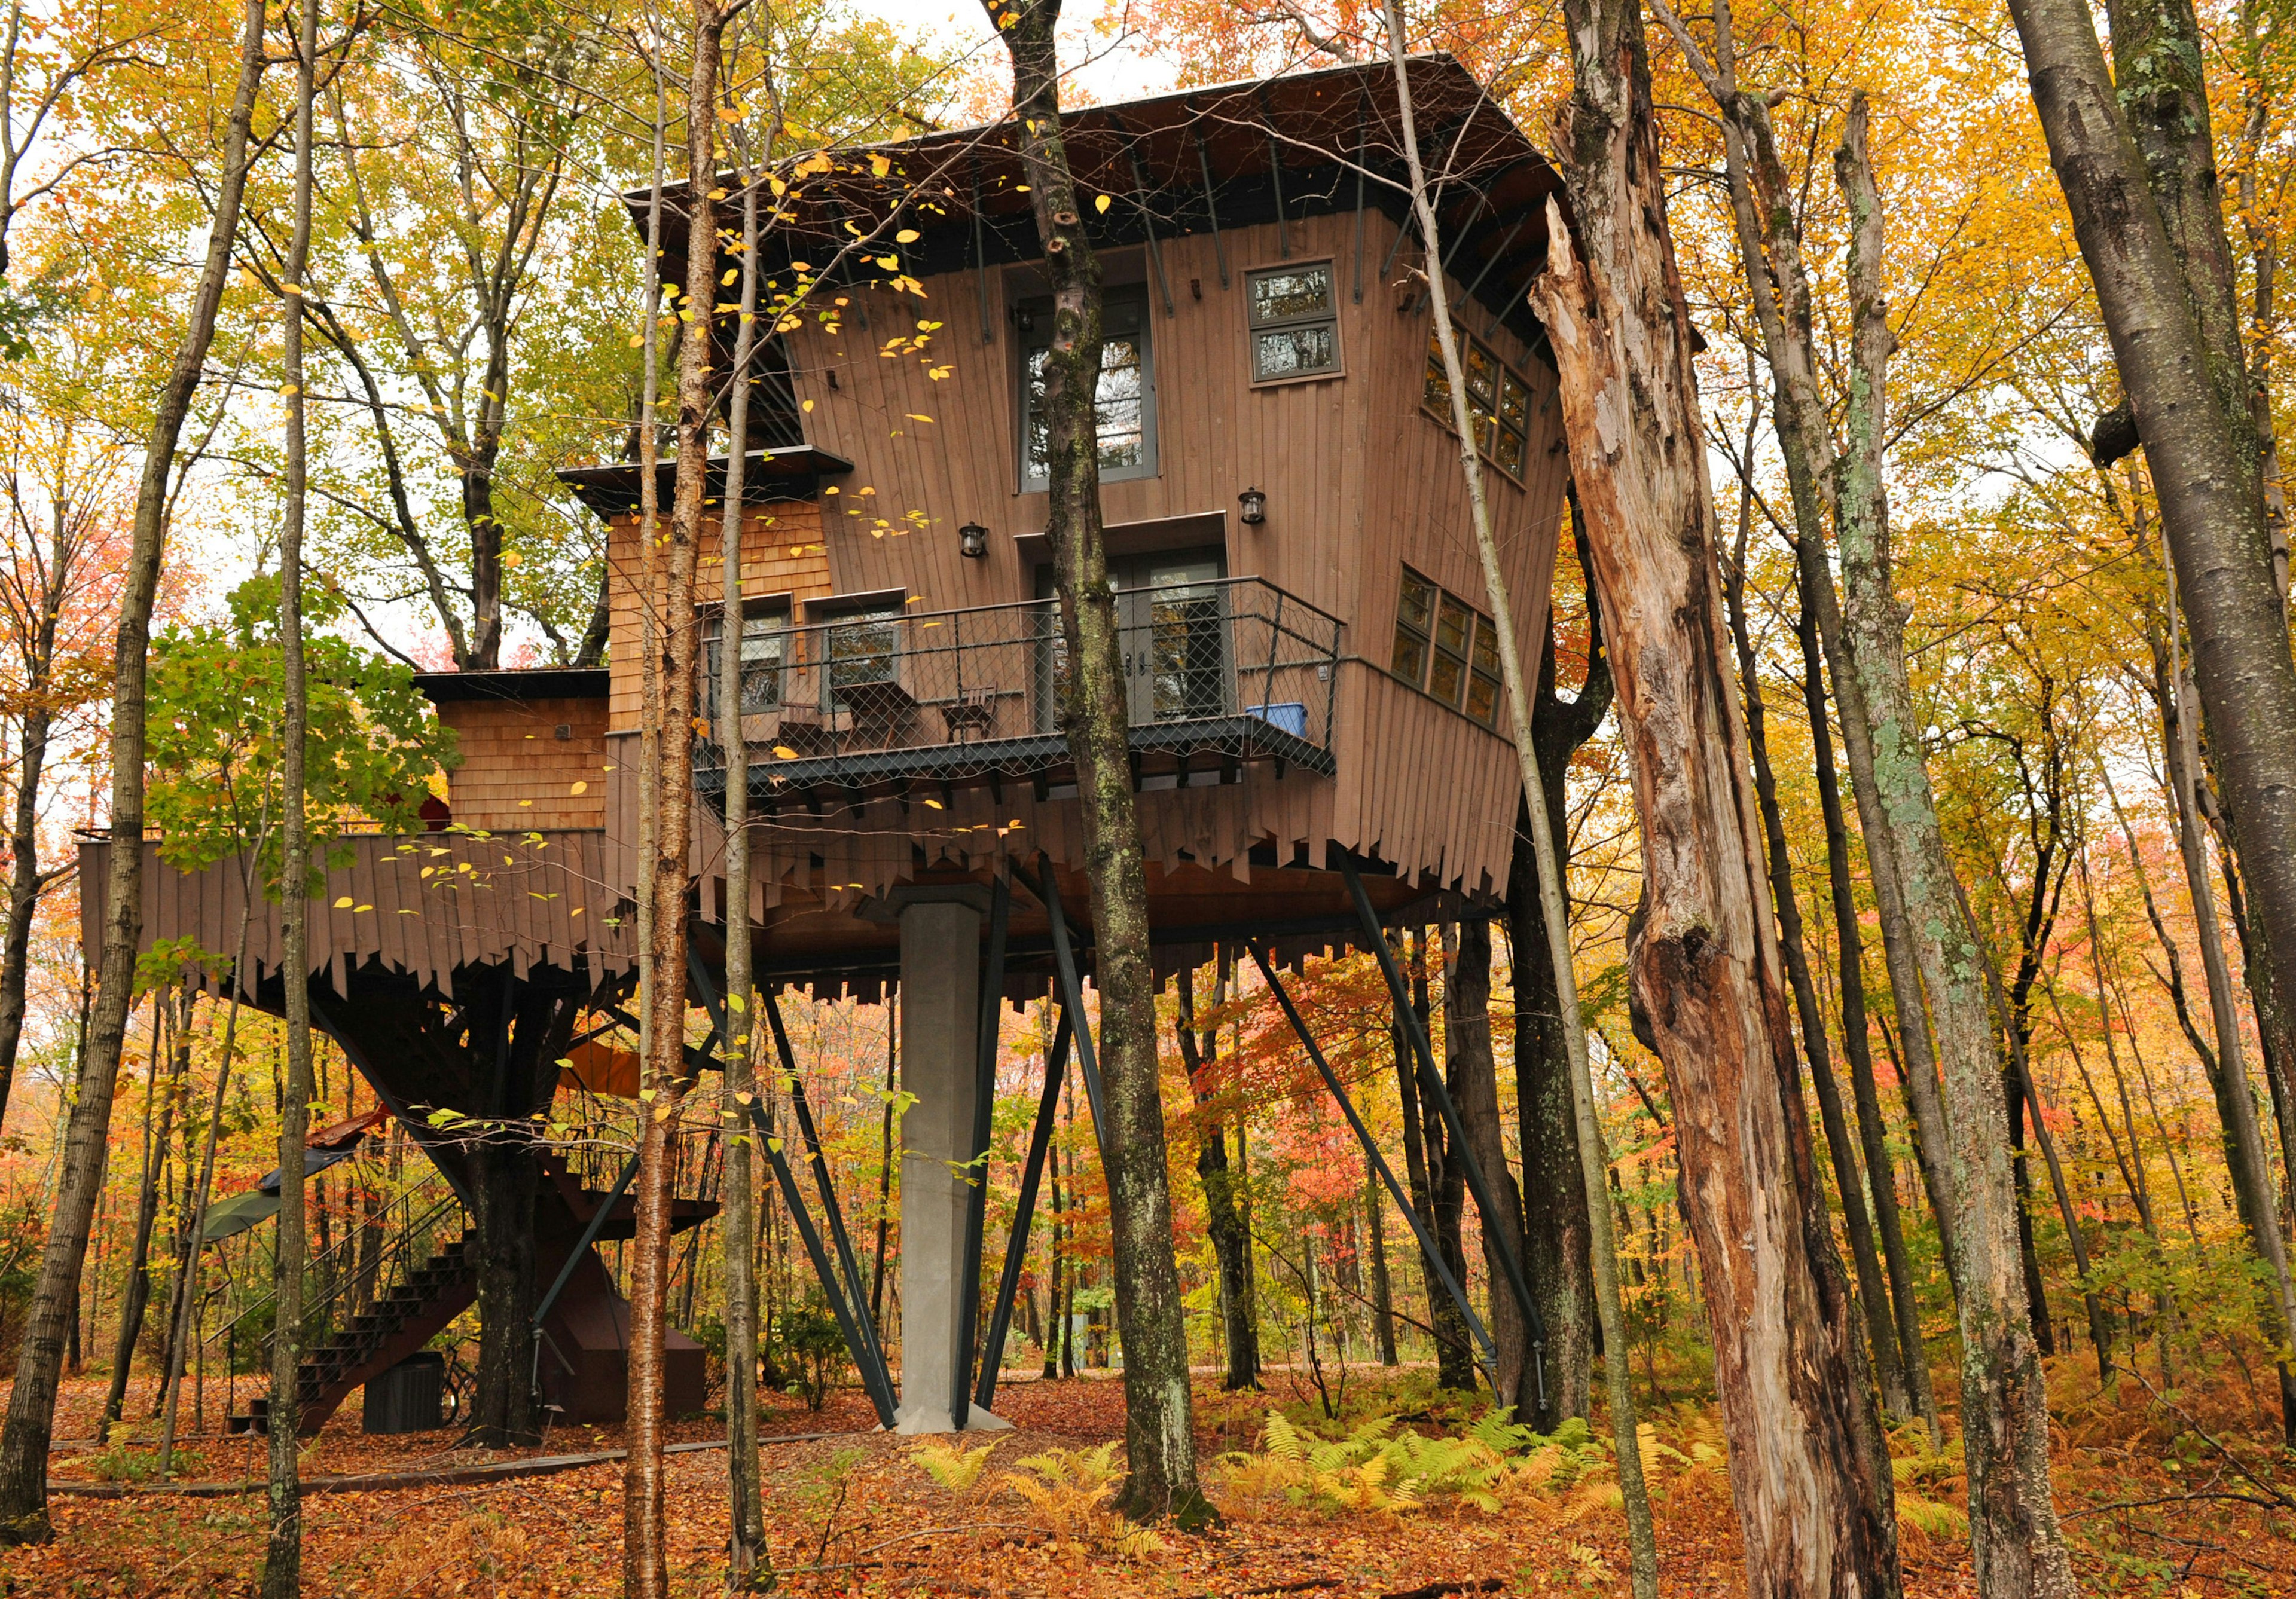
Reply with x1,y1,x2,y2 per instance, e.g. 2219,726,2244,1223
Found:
1422,329,1532,481
1247,261,1341,382
823,603,903,711
1391,565,1501,727
1021,292,1155,490
704,600,790,721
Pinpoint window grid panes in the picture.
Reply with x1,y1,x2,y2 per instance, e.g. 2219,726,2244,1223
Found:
1022,296,1153,487
705,603,790,721
1391,568,1436,687
1422,328,1534,482
1247,261,1341,381
1392,565,1503,726
824,605,902,710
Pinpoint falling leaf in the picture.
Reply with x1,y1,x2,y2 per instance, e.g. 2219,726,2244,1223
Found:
773,745,799,759
333,897,353,909
570,781,588,795
896,228,920,243
1094,194,1112,213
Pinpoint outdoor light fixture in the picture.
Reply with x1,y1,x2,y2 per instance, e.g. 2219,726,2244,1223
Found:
958,521,990,559
1238,487,1267,526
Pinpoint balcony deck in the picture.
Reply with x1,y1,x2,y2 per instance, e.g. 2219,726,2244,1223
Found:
692,577,1341,805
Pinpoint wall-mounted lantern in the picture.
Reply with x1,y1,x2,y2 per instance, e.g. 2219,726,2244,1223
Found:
958,521,991,560
1238,487,1268,526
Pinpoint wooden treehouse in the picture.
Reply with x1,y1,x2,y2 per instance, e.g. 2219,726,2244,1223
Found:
84,56,1571,1433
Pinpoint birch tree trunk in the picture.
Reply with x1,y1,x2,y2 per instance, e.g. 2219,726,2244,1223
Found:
625,8,722,1591
1530,2,1898,1585
719,84,770,1580
0,0,266,1539
984,0,1204,1524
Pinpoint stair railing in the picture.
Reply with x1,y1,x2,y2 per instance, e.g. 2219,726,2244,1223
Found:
205,1168,466,1383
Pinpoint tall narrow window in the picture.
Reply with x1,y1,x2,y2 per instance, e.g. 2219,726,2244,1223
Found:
1392,567,1436,688
1247,261,1340,381
1465,616,1502,726
1022,293,1155,488
1422,328,1534,482
705,600,789,721
1429,593,1474,708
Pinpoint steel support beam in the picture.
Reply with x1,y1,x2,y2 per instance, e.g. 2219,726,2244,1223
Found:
1338,857,1547,1390
952,876,1010,1425
976,1006,1071,1411
1250,942,1500,1392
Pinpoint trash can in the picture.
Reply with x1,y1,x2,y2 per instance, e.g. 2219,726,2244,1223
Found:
363,1351,445,1434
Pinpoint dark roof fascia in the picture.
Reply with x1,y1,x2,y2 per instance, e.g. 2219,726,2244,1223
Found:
414,668,611,704
625,56,1565,359
555,446,855,518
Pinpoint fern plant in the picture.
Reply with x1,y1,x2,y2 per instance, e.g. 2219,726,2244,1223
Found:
911,1438,999,1496
1002,1444,1164,1558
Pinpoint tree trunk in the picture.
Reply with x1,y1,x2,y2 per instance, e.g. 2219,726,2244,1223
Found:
1830,103,2072,1593
2155,627,2296,1433
1445,919,1534,1410
1723,503,1911,1422
104,989,180,1433
1366,1162,1397,1366
1178,965,1257,1391
987,0,1204,1525
1395,941,1474,1390
624,9,720,1591
718,132,769,1589
0,700,55,1133
0,4,265,1540
264,3,320,1580
1789,543,1938,1439
1530,5,1899,1583
2011,0,2296,1391
1506,521,1610,1432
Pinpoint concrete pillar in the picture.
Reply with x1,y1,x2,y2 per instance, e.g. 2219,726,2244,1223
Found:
893,890,1011,1434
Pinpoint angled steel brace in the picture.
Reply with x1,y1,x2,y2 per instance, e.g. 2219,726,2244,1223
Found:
953,875,1012,1425
688,951,898,1424
1338,856,1547,1401
1250,941,1500,1393
742,1094,899,1427
976,1005,1071,1412
531,1149,640,1332
1007,857,1111,1154
1192,117,1229,288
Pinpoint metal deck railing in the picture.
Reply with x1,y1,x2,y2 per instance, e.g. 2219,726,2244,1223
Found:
694,576,1342,803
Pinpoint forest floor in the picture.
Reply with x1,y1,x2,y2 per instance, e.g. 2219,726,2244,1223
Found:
1,1355,2294,1595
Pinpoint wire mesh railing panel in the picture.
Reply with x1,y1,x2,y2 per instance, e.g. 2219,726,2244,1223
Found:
695,577,1342,796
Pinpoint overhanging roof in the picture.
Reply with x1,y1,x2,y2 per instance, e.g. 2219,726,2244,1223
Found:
634,54,1565,358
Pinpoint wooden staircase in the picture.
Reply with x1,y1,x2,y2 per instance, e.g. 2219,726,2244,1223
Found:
233,1227,477,1436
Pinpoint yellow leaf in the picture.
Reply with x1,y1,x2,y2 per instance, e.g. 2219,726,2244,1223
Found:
877,255,899,271
773,745,799,759
501,551,521,568
356,904,372,913
896,228,920,243
802,398,816,412
1094,194,1112,213
906,414,935,423
923,798,944,810
722,268,738,285
707,187,727,200
869,154,890,177
570,781,588,795
334,897,353,909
